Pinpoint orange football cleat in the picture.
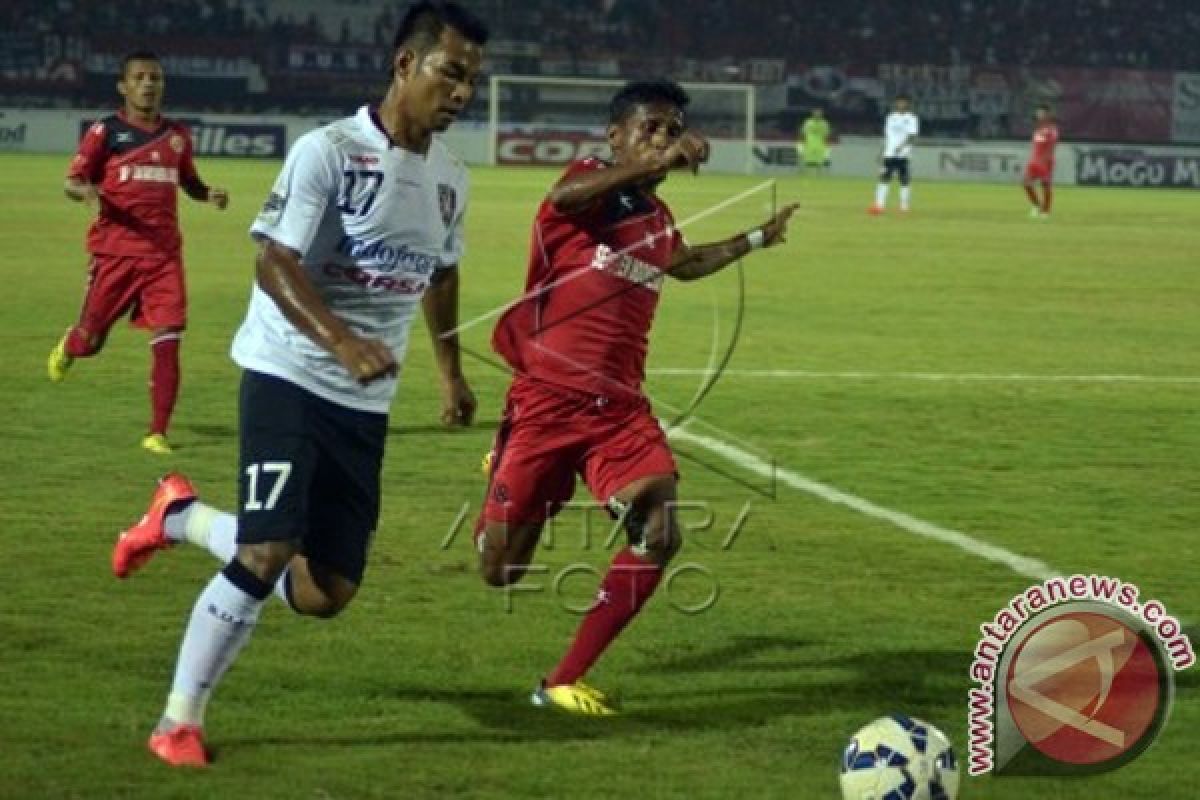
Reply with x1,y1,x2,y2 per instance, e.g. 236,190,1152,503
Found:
112,472,196,579
867,205,885,216
148,724,209,767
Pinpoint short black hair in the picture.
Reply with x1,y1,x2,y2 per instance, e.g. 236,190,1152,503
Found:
1036,103,1052,113
393,1,489,52
121,50,160,78
609,80,690,124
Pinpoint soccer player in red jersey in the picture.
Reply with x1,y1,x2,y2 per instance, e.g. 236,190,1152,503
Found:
476,80,798,714
48,50,229,454
1023,104,1059,219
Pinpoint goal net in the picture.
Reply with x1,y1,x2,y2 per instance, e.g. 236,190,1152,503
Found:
487,75,756,174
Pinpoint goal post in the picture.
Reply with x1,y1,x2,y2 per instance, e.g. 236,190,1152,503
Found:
487,74,757,174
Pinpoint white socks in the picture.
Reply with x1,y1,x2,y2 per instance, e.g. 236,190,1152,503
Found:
164,501,298,611
164,501,237,563
160,569,269,729
874,184,913,210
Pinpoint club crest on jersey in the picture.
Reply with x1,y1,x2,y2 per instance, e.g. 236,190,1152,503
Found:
169,134,184,153
438,183,457,227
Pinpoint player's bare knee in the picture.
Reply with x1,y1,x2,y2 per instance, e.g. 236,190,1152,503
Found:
235,541,297,584
641,518,681,566
303,592,352,619
481,554,528,587
481,560,507,587
479,522,540,587
293,560,358,617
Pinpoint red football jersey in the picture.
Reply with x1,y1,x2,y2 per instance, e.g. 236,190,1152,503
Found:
1029,122,1059,169
493,158,682,398
67,111,205,256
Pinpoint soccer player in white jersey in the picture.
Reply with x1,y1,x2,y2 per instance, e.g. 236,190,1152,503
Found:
106,1,487,767
869,94,920,215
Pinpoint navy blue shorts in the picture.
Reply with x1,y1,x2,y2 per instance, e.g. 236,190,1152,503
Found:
879,157,911,185
237,371,387,584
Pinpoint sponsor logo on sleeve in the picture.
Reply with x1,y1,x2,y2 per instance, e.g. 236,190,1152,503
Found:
438,183,457,227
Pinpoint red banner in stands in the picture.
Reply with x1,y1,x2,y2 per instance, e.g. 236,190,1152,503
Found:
1008,68,1172,143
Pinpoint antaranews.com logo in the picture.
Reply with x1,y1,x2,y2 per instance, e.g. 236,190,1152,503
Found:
968,574,1194,776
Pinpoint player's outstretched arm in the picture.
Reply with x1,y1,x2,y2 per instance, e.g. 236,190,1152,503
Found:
548,131,709,214
255,238,396,385
421,266,476,427
669,203,798,282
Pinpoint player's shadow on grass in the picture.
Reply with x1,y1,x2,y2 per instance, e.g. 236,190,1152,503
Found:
223,638,968,751
402,642,966,740
183,422,238,441
630,634,810,674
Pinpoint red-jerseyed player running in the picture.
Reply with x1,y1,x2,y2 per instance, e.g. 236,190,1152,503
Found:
48,50,229,454
1023,104,1059,219
476,79,797,715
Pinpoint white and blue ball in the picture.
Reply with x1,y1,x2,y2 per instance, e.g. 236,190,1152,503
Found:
839,714,960,800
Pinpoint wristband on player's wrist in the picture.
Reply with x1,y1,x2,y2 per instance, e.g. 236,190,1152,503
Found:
745,228,766,250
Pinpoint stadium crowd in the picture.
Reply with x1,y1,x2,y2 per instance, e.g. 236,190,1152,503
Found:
4,0,1198,71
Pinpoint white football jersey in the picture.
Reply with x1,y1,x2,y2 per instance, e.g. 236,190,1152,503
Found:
233,106,468,413
883,111,920,158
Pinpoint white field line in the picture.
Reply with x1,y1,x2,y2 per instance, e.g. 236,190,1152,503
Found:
650,368,1200,384
667,425,1059,581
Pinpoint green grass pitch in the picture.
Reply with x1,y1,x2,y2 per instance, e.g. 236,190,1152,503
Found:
0,152,1197,798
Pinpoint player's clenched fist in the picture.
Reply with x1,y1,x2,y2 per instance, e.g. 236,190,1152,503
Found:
333,335,397,385
659,131,710,174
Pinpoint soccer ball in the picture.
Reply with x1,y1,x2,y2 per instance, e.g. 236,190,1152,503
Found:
839,714,960,800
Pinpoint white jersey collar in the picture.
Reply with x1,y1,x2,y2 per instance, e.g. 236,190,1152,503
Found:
357,105,396,149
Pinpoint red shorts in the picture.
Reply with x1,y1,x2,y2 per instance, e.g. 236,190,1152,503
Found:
481,378,678,525
77,253,186,337
1024,163,1053,183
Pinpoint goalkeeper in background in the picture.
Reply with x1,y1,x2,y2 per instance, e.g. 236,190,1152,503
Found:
797,107,832,172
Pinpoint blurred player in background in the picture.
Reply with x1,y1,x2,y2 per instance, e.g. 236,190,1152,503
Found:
476,79,798,715
798,107,832,171
869,94,919,215
108,1,485,766
48,51,229,455
1023,104,1059,218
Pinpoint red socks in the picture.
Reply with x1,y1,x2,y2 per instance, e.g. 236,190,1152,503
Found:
150,334,181,435
547,547,663,686
65,326,95,357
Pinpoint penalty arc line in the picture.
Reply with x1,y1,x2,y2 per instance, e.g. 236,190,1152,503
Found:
667,425,1059,581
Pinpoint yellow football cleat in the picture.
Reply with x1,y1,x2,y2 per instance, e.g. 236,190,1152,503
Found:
481,449,494,475
532,680,618,716
141,433,175,455
47,334,74,383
